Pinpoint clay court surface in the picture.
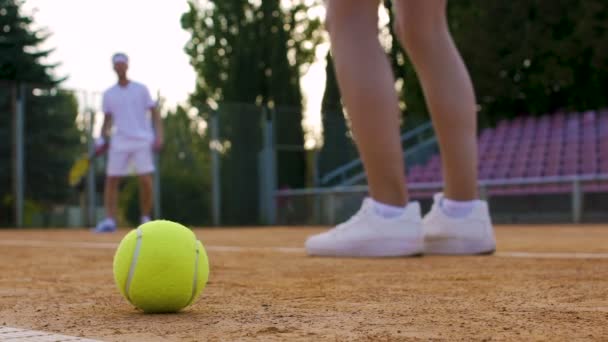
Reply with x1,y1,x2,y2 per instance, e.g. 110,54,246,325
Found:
1,225,607,341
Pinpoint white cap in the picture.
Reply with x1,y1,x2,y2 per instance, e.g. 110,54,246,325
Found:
112,53,129,64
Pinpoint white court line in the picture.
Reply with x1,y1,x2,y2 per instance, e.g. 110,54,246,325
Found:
1,239,608,259
495,251,608,259
0,326,100,342
0,240,117,249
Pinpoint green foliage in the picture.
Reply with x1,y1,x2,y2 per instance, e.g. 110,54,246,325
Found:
182,0,323,224
23,88,81,203
380,0,608,126
182,0,322,106
0,0,80,226
449,0,608,124
0,0,59,83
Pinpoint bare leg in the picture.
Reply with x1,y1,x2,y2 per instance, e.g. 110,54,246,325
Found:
394,0,478,200
327,0,407,206
104,176,120,220
138,174,154,219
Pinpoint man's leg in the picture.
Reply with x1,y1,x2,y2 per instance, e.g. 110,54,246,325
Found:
138,174,153,223
305,0,423,257
94,149,128,232
104,176,121,221
394,0,495,254
134,146,156,224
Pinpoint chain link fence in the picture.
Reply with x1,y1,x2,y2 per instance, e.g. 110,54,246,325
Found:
1,81,103,227
2,81,444,228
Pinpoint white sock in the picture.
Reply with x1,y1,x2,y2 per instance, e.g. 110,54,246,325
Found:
370,198,406,219
141,216,151,224
440,198,476,218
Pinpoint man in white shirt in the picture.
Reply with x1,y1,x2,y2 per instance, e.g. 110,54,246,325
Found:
93,53,164,233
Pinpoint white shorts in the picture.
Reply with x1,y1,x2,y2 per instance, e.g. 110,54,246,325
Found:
106,147,155,177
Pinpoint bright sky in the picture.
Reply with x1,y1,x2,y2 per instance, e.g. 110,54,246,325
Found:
22,0,331,147
23,0,195,109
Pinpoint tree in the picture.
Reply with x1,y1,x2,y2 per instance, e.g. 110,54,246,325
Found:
182,0,322,224
408,1,608,124
0,0,81,226
383,1,608,127
0,0,58,83
458,0,608,122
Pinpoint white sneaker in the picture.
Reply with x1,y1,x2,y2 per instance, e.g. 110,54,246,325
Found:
140,216,151,225
423,193,496,255
305,198,424,257
92,218,117,233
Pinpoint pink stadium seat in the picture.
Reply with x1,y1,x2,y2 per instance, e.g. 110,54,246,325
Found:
407,111,608,196
586,180,608,192
526,168,543,178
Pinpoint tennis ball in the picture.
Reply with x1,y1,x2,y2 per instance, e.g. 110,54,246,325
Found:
113,220,209,313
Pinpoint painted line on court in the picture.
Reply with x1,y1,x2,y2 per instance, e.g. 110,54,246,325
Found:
0,326,100,342
1,239,608,259
494,251,608,259
207,245,304,253
0,239,118,249
0,240,304,253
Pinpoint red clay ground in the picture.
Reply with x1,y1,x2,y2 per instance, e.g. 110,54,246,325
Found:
0,225,607,341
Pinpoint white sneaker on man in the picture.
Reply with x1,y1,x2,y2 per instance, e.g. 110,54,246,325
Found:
423,193,496,255
92,218,117,233
140,216,151,225
305,198,424,257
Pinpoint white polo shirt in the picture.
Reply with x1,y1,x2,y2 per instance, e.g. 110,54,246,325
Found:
102,81,157,151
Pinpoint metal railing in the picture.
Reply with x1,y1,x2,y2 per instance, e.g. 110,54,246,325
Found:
4,82,164,228
320,121,435,186
275,174,608,225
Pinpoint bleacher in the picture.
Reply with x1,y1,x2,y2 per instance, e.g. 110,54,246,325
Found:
407,110,608,198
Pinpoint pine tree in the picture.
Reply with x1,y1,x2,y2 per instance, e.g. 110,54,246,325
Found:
0,0,80,225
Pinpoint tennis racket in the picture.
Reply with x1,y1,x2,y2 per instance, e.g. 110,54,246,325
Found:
68,140,109,188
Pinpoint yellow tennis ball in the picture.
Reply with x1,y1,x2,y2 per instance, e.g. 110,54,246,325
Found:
113,220,209,313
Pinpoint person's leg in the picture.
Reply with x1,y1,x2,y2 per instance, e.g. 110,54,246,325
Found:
305,0,423,257
393,1,495,254
95,149,129,232
104,176,121,221
393,0,477,201
327,0,407,207
138,174,153,222
134,146,156,223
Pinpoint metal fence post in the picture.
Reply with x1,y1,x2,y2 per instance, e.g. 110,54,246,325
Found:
572,179,582,223
154,153,161,219
259,107,277,225
479,184,488,201
312,150,321,224
14,83,25,228
210,111,221,226
86,108,96,226
327,192,336,225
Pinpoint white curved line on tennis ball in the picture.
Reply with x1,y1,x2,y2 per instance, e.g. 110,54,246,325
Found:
124,227,143,303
